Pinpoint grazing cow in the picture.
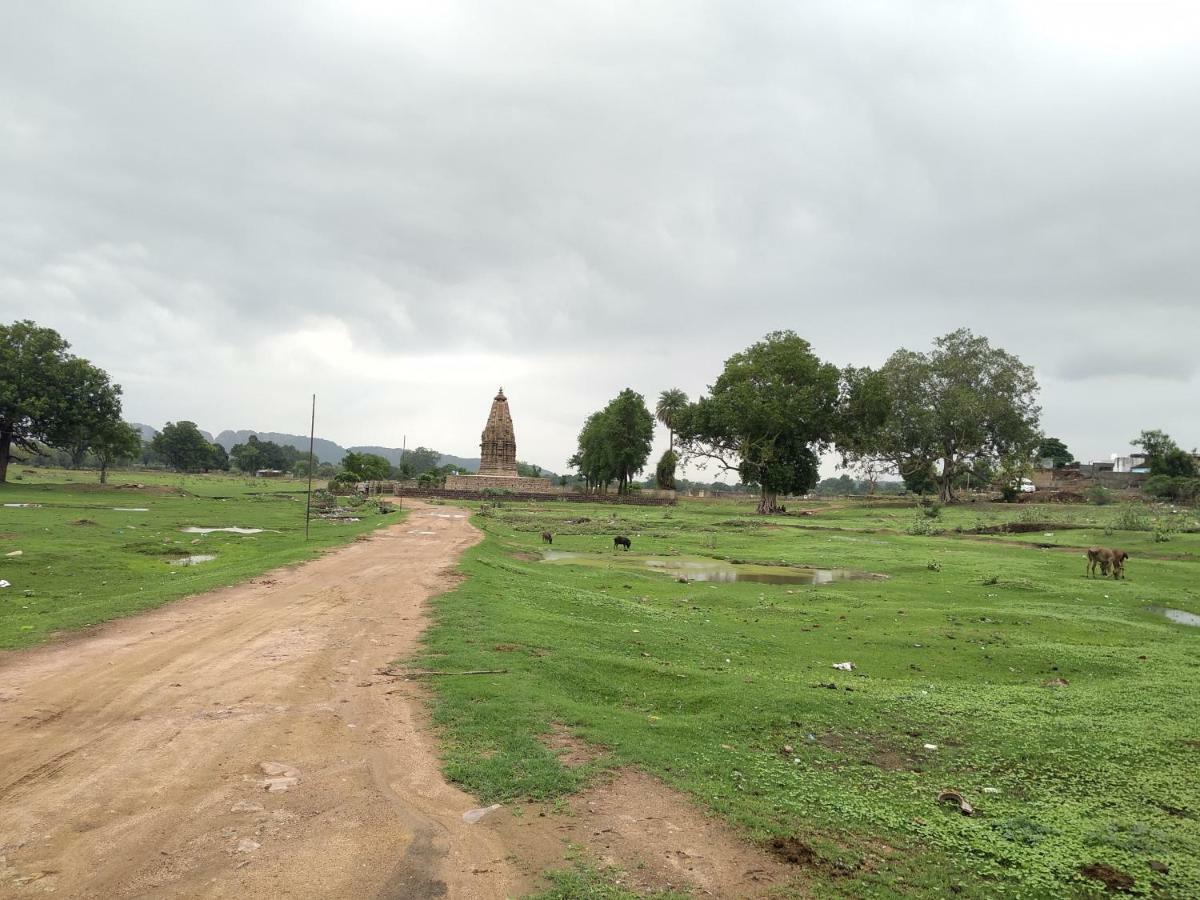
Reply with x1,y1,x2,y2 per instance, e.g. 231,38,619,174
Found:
613,535,631,551
1086,547,1129,579
541,531,553,545
1086,547,1109,578
1110,549,1129,580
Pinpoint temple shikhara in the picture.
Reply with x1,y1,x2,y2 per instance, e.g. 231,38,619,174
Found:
477,388,519,477
444,388,553,492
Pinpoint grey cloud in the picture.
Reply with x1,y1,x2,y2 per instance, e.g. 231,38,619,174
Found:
2,1,1199,471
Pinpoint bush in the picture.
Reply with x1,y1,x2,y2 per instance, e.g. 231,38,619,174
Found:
1000,485,1019,503
1114,505,1151,531
1086,485,1114,506
921,501,942,519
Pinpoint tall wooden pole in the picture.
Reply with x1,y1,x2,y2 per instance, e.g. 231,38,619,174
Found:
304,394,316,540
397,434,406,512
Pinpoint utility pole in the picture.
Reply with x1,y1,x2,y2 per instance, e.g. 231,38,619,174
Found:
304,394,316,540
397,434,406,512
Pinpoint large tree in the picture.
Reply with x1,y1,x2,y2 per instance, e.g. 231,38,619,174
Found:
850,329,1041,503
152,421,216,472
1037,437,1074,468
1133,430,1196,477
675,331,841,514
1,320,130,483
569,389,655,495
342,451,391,481
45,357,126,468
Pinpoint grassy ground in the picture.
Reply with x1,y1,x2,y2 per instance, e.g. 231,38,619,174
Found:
0,467,396,649
417,496,1200,898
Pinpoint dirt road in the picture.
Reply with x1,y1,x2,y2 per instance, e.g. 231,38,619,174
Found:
0,505,524,898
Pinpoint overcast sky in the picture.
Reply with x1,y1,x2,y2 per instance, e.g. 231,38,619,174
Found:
2,1,1198,476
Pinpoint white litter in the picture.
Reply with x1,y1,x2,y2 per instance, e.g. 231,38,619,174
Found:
5,550,22,557
462,804,502,823
832,661,855,671
923,743,938,751
113,507,150,512
0,580,10,588
181,526,270,534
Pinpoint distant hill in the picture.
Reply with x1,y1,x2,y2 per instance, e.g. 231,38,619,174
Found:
134,423,550,473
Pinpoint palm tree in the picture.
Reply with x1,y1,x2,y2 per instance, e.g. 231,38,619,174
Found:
655,389,689,450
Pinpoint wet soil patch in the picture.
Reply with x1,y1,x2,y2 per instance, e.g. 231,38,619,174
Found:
542,551,884,585
1144,606,1200,627
1079,862,1135,892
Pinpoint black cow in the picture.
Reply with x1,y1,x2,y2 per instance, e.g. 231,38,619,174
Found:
613,535,631,551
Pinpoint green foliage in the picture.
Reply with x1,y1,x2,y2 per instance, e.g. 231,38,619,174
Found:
517,461,544,478
1036,437,1074,468
151,421,217,472
1114,505,1151,531
570,389,655,495
654,388,689,450
229,434,303,472
341,451,391,481
676,331,840,513
91,421,144,483
1144,474,1200,502
401,446,441,476
1132,429,1196,477
0,320,127,483
921,500,942,519
1087,485,1115,506
851,330,1041,503
654,449,677,490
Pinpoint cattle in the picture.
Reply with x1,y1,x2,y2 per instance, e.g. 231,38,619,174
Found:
1086,547,1129,579
613,535,631,551
541,531,553,545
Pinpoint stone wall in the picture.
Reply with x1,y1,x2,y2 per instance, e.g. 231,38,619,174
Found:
444,474,557,493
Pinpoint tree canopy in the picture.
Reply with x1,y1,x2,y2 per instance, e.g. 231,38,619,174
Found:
1133,429,1196,477
342,451,391,481
230,435,303,472
151,422,219,472
1037,437,1074,468
675,331,841,513
843,329,1041,503
569,389,655,494
655,388,689,450
0,320,128,483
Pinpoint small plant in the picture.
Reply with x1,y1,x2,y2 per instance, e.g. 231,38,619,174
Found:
1087,485,1114,506
921,501,942,519
982,574,1000,585
926,560,942,572
1114,505,1151,532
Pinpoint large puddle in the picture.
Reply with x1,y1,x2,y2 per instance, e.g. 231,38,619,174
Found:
541,550,882,585
1145,606,1200,627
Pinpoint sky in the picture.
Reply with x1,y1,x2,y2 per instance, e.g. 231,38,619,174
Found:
2,1,1198,478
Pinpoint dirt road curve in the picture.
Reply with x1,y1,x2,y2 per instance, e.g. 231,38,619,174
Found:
0,505,523,899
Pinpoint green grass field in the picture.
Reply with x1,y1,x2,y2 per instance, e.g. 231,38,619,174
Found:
417,497,1200,898
0,467,395,649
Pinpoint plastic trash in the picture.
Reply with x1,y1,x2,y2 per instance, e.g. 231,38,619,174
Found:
463,803,502,824
0,580,10,588
832,661,855,671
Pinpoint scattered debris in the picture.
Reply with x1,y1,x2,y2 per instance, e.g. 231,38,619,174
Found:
983,787,1001,794
377,668,508,679
462,803,501,824
259,761,300,792
5,550,22,557
0,580,9,588
936,790,975,816
1043,677,1070,688
923,744,938,751
832,661,855,671
230,801,264,813
235,838,261,853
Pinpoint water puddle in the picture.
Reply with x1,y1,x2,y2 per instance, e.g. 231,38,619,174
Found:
181,526,270,534
541,551,882,585
1145,606,1200,627
169,554,216,566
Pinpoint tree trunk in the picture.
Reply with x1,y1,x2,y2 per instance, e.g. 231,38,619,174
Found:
0,428,10,483
938,459,956,503
100,460,108,484
756,489,780,514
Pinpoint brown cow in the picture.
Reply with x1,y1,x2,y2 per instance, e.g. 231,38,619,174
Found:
541,531,553,545
1086,547,1129,579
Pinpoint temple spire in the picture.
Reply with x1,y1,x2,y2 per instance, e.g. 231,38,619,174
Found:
478,388,518,477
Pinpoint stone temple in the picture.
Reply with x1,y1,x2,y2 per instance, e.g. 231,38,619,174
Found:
477,388,518,476
443,388,554,493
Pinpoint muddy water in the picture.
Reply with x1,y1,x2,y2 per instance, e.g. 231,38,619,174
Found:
541,550,882,585
1145,606,1200,627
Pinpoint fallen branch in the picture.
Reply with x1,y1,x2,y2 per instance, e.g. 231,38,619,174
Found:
377,668,509,678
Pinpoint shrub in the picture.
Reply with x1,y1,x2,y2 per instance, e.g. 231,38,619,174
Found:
921,501,942,519
1114,505,1151,531
1086,485,1114,506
